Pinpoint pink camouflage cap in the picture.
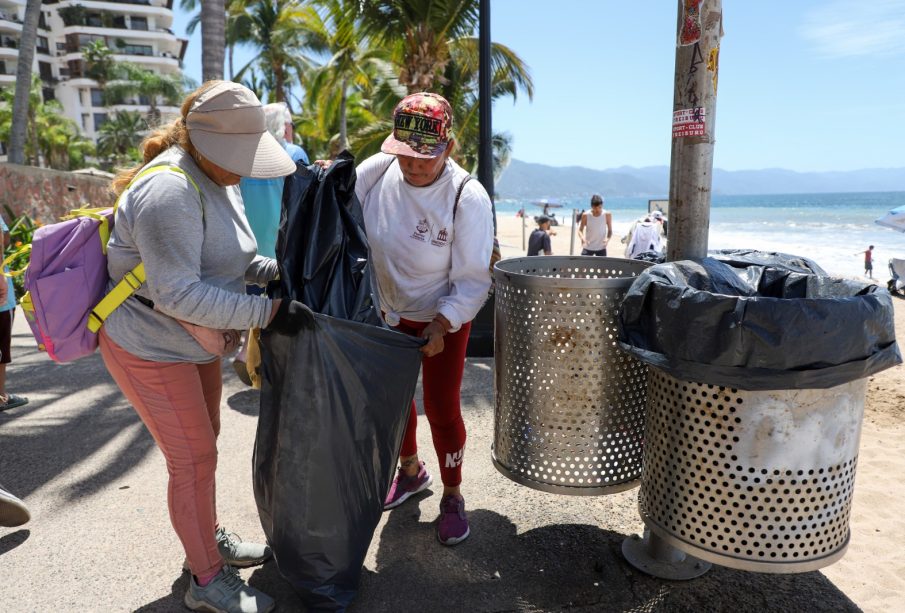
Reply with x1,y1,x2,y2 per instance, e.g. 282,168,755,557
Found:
381,92,453,159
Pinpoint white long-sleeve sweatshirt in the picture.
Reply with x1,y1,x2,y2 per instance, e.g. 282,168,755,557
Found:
355,153,493,332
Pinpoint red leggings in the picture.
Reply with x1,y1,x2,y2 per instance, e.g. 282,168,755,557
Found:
394,318,470,487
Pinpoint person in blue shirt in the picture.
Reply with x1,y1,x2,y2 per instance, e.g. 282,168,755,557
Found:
239,102,308,261
0,214,28,412
234,103,309,383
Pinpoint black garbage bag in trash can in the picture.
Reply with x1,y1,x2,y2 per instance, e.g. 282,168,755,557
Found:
617,249,901,390
253,153,424,611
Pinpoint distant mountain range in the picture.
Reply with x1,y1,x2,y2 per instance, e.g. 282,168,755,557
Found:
495,159,905,199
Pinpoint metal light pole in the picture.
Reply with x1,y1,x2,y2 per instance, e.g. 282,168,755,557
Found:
622,0,723,580
666,0,723,261
466,0,496,357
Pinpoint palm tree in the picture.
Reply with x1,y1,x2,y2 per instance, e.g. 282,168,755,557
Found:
360,0,480,93
1,79,94,170
180,0,251,80
233,1,312,105
298,0,397,151
8,0,42,165
83,40,116,87
97,111,146,167
201,0,226,80
106,63,189,126
359,0,532,174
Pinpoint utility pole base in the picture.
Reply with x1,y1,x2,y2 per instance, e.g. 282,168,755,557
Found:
622,529,711,580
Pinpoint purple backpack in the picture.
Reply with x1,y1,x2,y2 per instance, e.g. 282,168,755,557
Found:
21,208,116,362
15,165,199,363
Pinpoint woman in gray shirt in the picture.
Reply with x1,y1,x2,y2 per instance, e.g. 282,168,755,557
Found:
100,81,313,613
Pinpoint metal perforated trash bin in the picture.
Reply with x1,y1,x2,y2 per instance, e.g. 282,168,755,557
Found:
638,369,866,572
492,256,651,495
618,252,901,574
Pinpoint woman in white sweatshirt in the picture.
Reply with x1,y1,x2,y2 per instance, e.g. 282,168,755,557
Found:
354,93,493,546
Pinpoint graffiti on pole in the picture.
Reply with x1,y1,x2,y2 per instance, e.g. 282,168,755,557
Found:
679,0,705,46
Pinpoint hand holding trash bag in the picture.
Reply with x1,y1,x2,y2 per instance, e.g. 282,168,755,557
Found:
266,299,316,335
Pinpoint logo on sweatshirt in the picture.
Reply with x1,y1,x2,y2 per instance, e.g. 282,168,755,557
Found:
431,226,450,247
411,218,430,242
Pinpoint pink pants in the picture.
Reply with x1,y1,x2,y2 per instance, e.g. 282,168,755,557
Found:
394,318,470,487
99,328,224,579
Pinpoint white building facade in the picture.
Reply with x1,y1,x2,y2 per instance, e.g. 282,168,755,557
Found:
1,0,186,145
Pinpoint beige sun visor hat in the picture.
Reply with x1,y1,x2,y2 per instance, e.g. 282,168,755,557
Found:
186,81,296,178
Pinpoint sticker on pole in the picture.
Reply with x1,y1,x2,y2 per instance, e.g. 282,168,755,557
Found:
679,0,704,46
672,107,706,138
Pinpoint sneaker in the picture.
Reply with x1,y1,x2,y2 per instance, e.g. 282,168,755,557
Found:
184,528,271,572
383,461,433,510
184,565,274,613
0,394,28,412
437,494,470,546
0,483,30,527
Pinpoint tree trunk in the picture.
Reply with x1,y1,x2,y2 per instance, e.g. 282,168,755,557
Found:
8,0,42,165
201,0,226,81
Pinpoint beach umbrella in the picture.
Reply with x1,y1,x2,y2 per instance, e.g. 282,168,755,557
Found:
875,206,905,233
531,199,564,208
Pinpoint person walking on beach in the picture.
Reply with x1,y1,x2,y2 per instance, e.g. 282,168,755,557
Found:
100,80,315,613
578,194,613,256
860,245,875,278
353,92,493,546
528,215,554,256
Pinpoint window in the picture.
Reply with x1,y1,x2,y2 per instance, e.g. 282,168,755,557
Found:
38,61,53,82
93,113,108,130
130,16,148,31
119,43,153,56
0,61,6,76
81,114,89,130
91,88,104,106
42,87,55,102
37,36,49,53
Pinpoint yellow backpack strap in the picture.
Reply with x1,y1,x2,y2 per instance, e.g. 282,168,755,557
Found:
87,164,201,333
1,243,31,278
65,207,113,255
87,262,145,332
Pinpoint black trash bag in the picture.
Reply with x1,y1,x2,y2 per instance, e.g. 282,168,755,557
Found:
254,153,424,611
618,250,901,390
276,150,381,325
632,250,666,264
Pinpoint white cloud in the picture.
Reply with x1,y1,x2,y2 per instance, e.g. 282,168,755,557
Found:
800,0,905,58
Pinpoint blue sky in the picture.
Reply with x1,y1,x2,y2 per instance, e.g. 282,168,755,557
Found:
175,1,905,173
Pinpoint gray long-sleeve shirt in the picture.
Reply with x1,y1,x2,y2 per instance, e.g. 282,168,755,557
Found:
104,146,278,363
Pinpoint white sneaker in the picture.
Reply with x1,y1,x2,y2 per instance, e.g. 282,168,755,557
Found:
184,565,275,613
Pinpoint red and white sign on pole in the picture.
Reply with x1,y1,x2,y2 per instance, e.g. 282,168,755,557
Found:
672,107,706,138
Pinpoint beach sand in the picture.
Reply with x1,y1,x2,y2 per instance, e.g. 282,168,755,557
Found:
496,212,905,611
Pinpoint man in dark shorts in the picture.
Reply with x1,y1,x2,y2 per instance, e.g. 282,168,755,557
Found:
528,215,553,256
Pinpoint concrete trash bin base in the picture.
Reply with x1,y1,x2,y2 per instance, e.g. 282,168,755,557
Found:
638,367,866,573
492,256,650,495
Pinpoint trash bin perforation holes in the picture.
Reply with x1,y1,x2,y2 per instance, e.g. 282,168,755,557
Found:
639,369,861,567
494,258,649,493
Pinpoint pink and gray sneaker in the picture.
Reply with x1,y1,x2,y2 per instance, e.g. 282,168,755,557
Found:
383,461,433,510
437,494,470,546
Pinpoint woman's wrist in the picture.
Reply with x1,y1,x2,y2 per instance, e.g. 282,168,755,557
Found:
431,314,452,334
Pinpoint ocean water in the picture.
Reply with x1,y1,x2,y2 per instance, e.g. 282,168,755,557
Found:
495,191,905,278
